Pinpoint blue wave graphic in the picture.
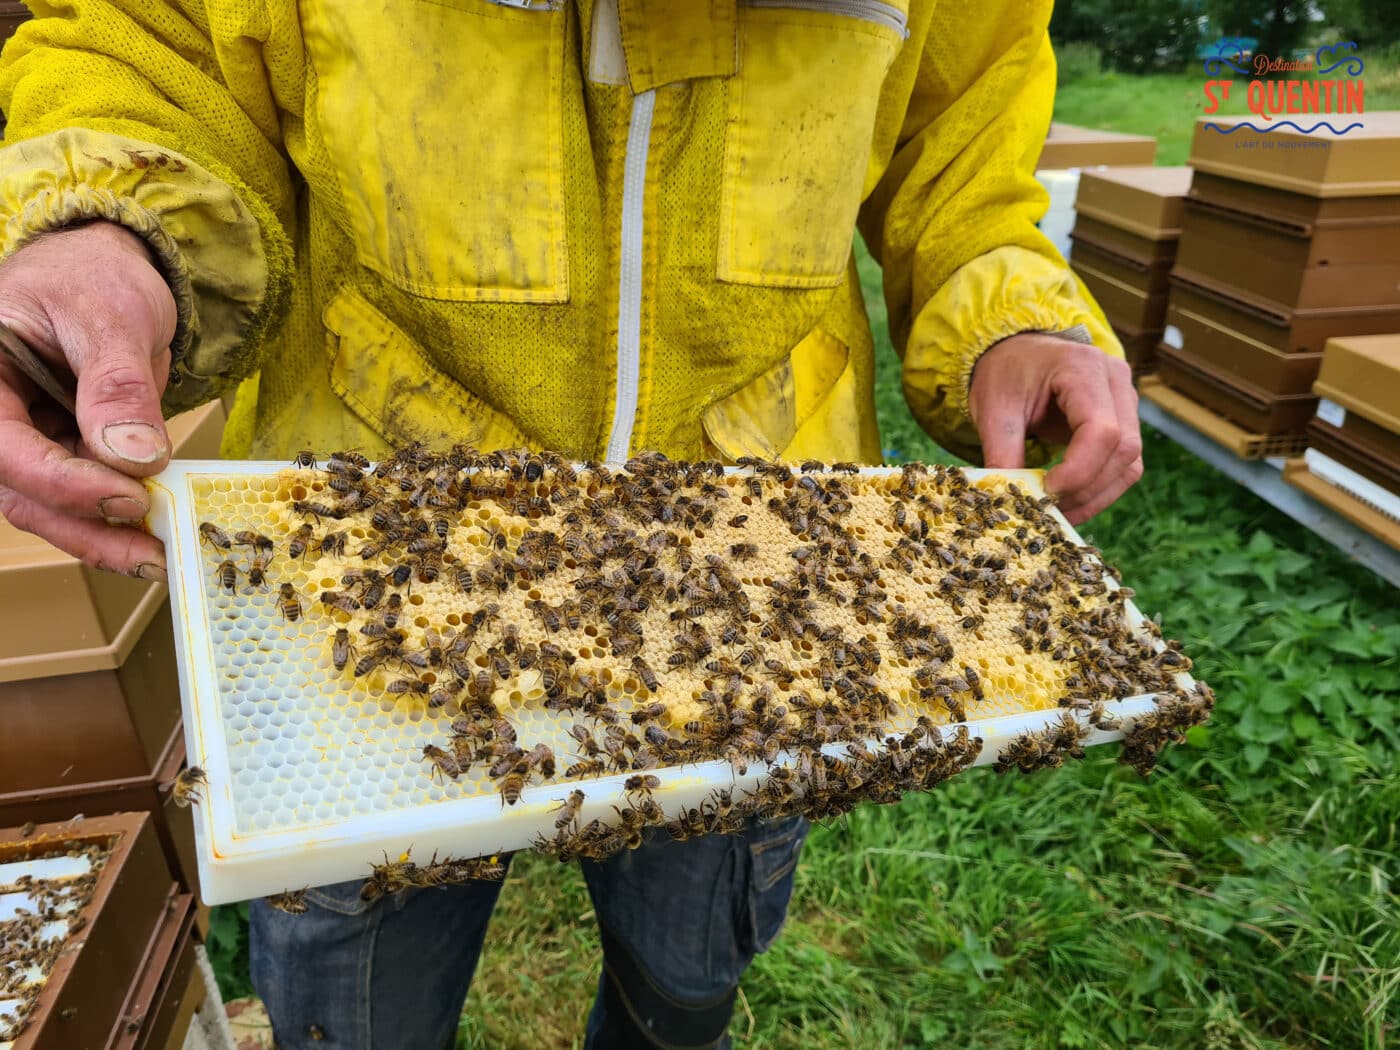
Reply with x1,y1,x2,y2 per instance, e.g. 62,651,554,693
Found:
1202,37,1253,76
1204,120,1365,135
1315,42,1364,76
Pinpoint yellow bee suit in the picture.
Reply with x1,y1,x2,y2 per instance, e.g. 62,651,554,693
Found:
0,0,1118,465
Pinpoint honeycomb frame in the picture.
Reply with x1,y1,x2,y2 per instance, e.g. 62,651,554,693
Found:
146,458,1199,904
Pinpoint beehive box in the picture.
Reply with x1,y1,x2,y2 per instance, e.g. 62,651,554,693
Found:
1074,166,1193,241
0,813,179,1050
146,453,1209,905
1188,112,1400,198
1037,123,1157,170
0,401,224,681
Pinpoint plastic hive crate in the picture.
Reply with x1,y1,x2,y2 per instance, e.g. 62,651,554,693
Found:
146,459,1202,905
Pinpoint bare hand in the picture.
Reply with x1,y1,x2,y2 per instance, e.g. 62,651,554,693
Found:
0,222,177,577
968,333,1143,525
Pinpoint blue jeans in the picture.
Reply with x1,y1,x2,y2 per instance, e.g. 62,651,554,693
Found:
250,816,808,1050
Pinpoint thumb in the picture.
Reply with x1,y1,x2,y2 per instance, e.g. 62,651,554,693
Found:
977,411,1027,470
73,333,171,475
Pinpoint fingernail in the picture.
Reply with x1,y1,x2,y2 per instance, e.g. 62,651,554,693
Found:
98,495,148,524
102,421,167,464
134,561,167,582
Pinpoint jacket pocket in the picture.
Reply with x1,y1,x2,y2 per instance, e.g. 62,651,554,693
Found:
718,0,907,287
323,287,531,449
304,0,568,302
703,326,866,461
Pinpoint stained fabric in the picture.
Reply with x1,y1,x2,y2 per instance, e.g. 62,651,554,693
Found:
0,0,1119,464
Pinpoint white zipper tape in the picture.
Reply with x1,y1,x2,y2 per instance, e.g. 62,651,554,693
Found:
605,89,657,464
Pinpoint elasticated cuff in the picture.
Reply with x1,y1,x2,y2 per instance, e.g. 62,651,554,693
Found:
0,128,269,413
902,244,1122,463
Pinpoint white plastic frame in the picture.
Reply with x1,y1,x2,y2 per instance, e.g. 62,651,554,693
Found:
147,462,1193,904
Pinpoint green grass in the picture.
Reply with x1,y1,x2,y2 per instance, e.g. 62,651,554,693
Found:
208,89,1400,1048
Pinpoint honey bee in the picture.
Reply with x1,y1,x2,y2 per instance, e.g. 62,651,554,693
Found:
527,599,561,633
630,656,660,693
387,677,430,697
553,789,586,830
482,524,508,551
428,679,464,710
319,534,348,560
630,701,665,725
498,767,526,806
332,628,354,671
290,499,345,521
199,522,231,550
217,559,238,593
526,743,557,778
565,758,607,779
320,589,360,614
569,723,601,755
266,889,310,915
625,774,661,798
292,450,318,469
328,449,370,473
288,523,315,560
247,551,273,590
234,530,275,556
277,582,302,621
171,766,207,807
422,744,461,782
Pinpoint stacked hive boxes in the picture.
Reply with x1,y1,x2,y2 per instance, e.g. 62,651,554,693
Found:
1069,166,1192,375
0,813,205,1050
1285,335,1400,550
0,402,224,930
1153,114,1400,451
1036,123,1157,260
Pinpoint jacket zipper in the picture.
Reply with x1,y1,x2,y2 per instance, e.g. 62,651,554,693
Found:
745,0,909,36
604,88,657,464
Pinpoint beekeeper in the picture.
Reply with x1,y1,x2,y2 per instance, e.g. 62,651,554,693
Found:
0,2,1142,1047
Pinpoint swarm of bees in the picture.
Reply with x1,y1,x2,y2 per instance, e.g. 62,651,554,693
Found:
198,443,1209,899
0,842,109,1042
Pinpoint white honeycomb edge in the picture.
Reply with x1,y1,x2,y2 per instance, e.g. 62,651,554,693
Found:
1304,449,1400,524
146,461,1196,905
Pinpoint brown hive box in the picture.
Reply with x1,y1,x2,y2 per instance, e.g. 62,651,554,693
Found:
0,719,202,909
1188,112,1400,198
1074,165,1193,239
1156,343,1318,434
1070,233,1173,295
1169,271,1400,355
1071,214,1180,266
1072,251,1168,331
1037,123,1157,170
1173,186,1400,312
1339,410,1400,461
0,812,180,1050
1165,298,1323,396
1283,458,1400,549
1306,417,1400,491
1111,319,1162,374
1139,376,1309,459
0,401,225,680
1313,333,1400,433
109,891,197,1050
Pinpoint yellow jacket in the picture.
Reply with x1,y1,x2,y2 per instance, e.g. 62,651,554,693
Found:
0,0,1118,465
